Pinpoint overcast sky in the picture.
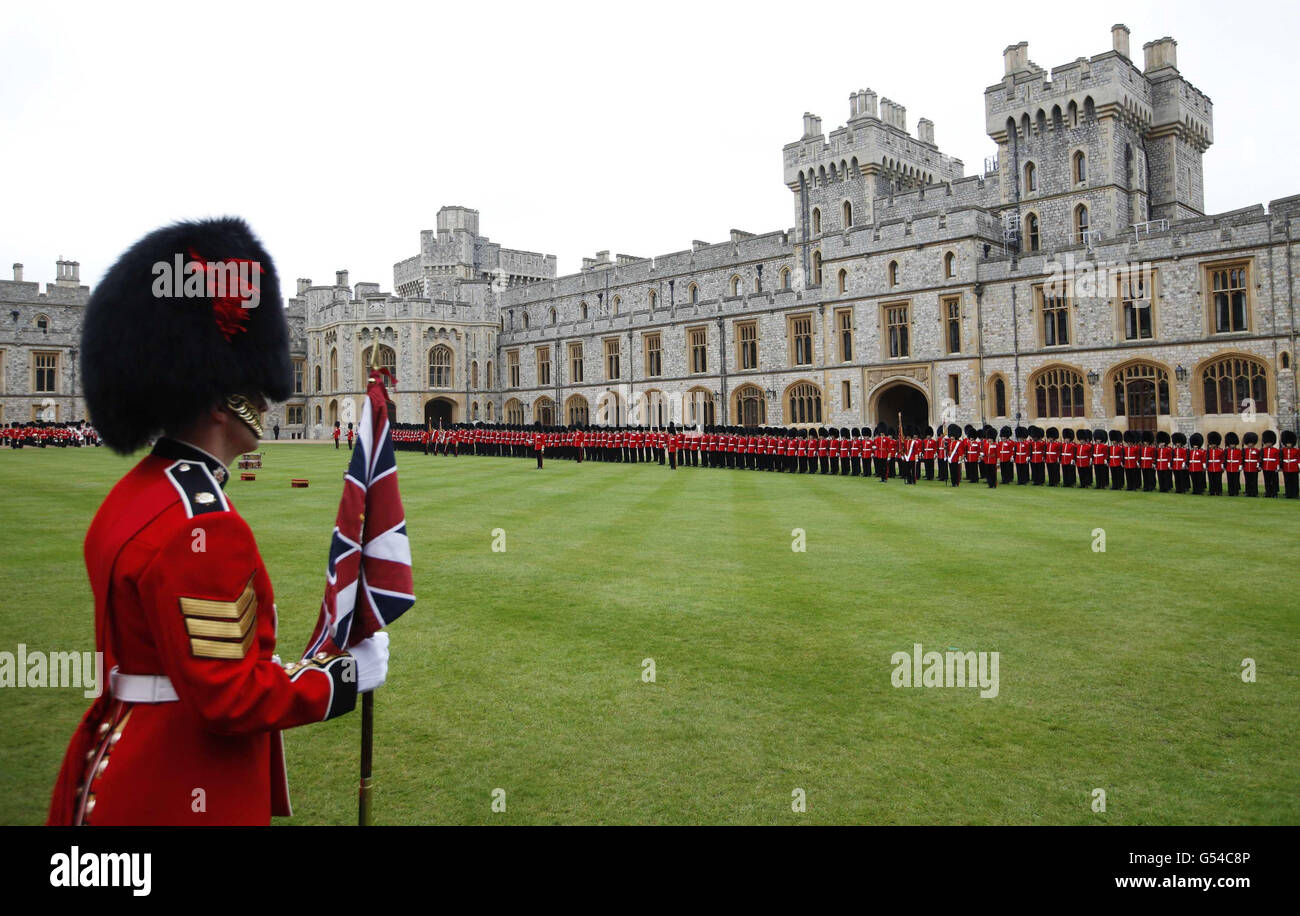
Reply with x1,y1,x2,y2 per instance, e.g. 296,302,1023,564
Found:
3,0,1297,292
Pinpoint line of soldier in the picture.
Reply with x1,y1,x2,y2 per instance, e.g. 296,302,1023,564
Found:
1,421,101,448
386,421,1300,498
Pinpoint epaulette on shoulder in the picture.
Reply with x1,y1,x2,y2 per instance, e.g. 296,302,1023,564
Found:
163,460,231,519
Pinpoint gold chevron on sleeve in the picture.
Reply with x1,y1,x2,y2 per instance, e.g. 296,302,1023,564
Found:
179,576,258,660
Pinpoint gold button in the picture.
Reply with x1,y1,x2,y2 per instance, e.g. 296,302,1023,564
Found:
97,722,111,737
96,758,109,777
180,463,191,472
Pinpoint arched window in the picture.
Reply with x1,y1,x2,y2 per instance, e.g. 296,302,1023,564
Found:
888,260,899,286
812,251,823,286
993,376,1007,417
504,398,524,425
428,345,452,388
688,283,699,304
1201,356,1268,415
315,405,322,424
314,365,322,392
648,290,656,310
1112,362,1170,420
470,360,479,389
837,269,847,294
781,268,791,291
535,397,555,426
362,344,396,383
1031,366,1086,418
730,275,741,297
580,301,588,320
486,360,494,387
1067,100,1078,127
842,200,853,228
812,207,822,235
1026,212,1041,252
639,390,666,427
1073,150,1087,184
612,295,621,315
35,314,49,332
566,394,589,426
522,312,530,329
1074,205,1089,243
734,385,766,427
549,307,557,325
595,390,621,426
686,388,715,426
787,382,822,424
944,251,956,279
1024,161,1037,192
330,349,339,390
471,402,479,420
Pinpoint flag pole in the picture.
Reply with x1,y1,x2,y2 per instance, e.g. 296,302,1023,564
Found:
358,343,382,827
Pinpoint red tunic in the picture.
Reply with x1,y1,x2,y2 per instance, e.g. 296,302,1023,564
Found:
48,439,355,826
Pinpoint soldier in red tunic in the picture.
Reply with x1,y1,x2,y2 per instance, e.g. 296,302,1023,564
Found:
1223,431,1243,496
1261,429,1280,498
1241,431,1261,497
1188,433,1207,495
1205,431,1225,496
1155,431,1173,493
49,218,388,826
1280,430,1299,499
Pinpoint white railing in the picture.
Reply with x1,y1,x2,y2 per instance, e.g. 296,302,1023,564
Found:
1079,229,1102,247
1131,219,1170,241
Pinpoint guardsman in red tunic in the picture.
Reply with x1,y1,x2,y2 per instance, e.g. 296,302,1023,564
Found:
1205,431,1224,495
1121,430,1140,491
1223,431,1243,496
998,426,1015,485
534,426,546,468
1188,433,1206,494
49,218,388,826
1155,431,1173,493
1241,431,1261,497
936,426,949,482
1280,430,1299,499
981,426,998,488
1075,429,1093,489
1171,432,1189,494
1139,430,1156,492
1261,429,1280,498
945,423,963,487
1044,427,1061,487
1060,428,1077,488
1105,429,1122,490
1028,426,1046,486
921,426,936,480
1013,426,1030,485
333,422,341,448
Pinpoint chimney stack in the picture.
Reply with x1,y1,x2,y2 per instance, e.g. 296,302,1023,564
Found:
1143,37,1177,72
802,112,823,139
297,278,312,295
917,118,935,145
1003,41,1029,76
861,89,878,119
335,269,350,290
1111,23,1131,59
12,263,22,282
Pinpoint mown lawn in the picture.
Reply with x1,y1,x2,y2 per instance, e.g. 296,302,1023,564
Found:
1,442,1296,824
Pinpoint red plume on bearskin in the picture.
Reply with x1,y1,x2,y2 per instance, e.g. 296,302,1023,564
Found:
81,218,290,453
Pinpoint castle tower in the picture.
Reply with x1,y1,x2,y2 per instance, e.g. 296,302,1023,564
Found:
984,26,1212,251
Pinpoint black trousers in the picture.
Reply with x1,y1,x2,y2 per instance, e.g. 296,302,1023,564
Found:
1031,463,1045,485
1190,470,1206,494
923,459,934,480
1283,471,1298,499
1174,469,1188,493
1263,470,1278,498
1243,472,1258,497
1226,472,1240,496
1207,471,1223,495
1157,470,1172,492
1142,468,1156,491
984,463,997,488
1016,463,1030,485
1078,465,1093,488
937,459,948,482
1001,461,1014,484
1047,463,1060,486
536,451,544,468
1126,467,1141,490
1062,465,1076,488
1094,464,1108,489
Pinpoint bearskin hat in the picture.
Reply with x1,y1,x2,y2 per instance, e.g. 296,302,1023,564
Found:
1046,426,1059,439
1263,429,1277,445
1108,429,1122,443
947,423,960,437
1191,432,1204,447
1078,428,1091,443
1224,431,1239,446
1243,431,1258,446
1171,432,1185,445
1157,430,1169,444
1281,430,1296,447
1062,427,1074,441
1141,430,1154,444
1000,426,1013,438
81,217,288,454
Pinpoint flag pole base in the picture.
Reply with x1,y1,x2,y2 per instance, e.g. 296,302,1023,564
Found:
358,689,375,827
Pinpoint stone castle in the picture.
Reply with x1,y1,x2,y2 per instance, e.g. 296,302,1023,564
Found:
4,26,1297,439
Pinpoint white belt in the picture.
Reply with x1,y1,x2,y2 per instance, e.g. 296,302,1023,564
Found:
110,666,179,703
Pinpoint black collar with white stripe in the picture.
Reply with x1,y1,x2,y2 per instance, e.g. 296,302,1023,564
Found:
151,437,230,488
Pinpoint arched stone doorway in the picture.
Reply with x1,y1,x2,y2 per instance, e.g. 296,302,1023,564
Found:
424,397,455,428
872,381,929,431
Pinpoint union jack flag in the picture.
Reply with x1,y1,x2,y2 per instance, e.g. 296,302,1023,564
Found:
306,368,414,658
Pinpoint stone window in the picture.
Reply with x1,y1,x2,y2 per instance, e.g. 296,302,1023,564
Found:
35,314,49,332
567,395,589,426
884,302,910,359
471,360,479,389
648,289,657,310
688,283,699,304
948,374,960,406
604,338,621,380
1024,161,1037,193
812,208,822,235
836,308,853,362
687,388,715,426
287,405,305,426
1201,356,1267,415
1038,285,1071,347
842,200,853,229
507,350,520,388
1206,260,1251,334
1074,205,1090,243
688,327,707,374
944,251,957,279
536,346,551,386
364,345,396,381
580,301,588,320
780,268,791,291
535,396,555,426
888,260,899,287
1073,150,1087,185
737,320,758,370
428,345,452,388
549,307,557,325
992,376,1008,417
842,380,852,410
292,358,305,394
644,333,662,378
730,275,741,297
612,296,621,315
812,251,823,286
943,296,962,354
1026,212,1041,252
787,382,822,424
1112,363,1170,419
505,398,524,425
837,269,848,294
33,351,58,393
330,349,339,390
1118,269,1155,340
790,314,814,366
569,342,583,384
1031,366,1086,418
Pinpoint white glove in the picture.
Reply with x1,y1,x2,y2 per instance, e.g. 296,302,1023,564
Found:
348,631,390,693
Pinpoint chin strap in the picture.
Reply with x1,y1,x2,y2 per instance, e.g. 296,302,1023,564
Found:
226,395,264,438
